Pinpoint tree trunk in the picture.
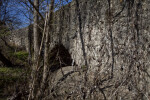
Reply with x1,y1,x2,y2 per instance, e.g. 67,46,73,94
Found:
33,0,39,63
39,0,55,98
28,0,40,100
27,25,32,66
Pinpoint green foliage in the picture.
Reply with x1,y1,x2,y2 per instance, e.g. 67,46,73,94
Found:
0,67,24,84
13,51,28,61
0,66,29,99
0,67,23,74
0,67,23,97
7,51,28,66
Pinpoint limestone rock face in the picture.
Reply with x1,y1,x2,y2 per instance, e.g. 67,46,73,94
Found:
49,0,150,99
9,0,150,99
8,26,33,51
51,0,150,68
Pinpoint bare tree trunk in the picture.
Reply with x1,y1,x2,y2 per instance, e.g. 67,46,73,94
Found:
39,0,55,98
28,0,39,100
28,14,48,100
27,3,33,66
27,26,32,66
33,0,39,63
28,0,54,99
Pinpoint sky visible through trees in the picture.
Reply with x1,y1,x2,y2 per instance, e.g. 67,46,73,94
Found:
2,0,72,29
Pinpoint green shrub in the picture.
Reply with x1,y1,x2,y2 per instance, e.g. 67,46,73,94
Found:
0,67,23,75
0,67,29,98
13,51,28,61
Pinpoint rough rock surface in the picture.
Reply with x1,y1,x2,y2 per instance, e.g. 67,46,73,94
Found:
51,0,150,99
9,0,150,99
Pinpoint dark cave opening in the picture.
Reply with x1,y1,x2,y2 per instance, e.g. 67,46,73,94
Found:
49,44,73,72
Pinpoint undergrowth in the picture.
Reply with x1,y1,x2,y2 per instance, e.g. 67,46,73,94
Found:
13,51,28,61
0,66,29,99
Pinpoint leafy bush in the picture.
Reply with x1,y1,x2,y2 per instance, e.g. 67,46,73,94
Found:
0,67,29,99
13,51,28,61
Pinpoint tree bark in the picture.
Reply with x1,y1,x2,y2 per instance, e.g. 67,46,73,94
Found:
33,0,40,63
28,0,40,100
39,0,55,98
27,25,32,66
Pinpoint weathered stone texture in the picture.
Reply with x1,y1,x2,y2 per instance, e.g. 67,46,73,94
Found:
51,0,150,69
50,0,150,99
9,26,33,51
9,0,150,99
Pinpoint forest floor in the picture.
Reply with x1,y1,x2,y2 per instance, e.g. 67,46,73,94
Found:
0,66,29,100
0,48,30,100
